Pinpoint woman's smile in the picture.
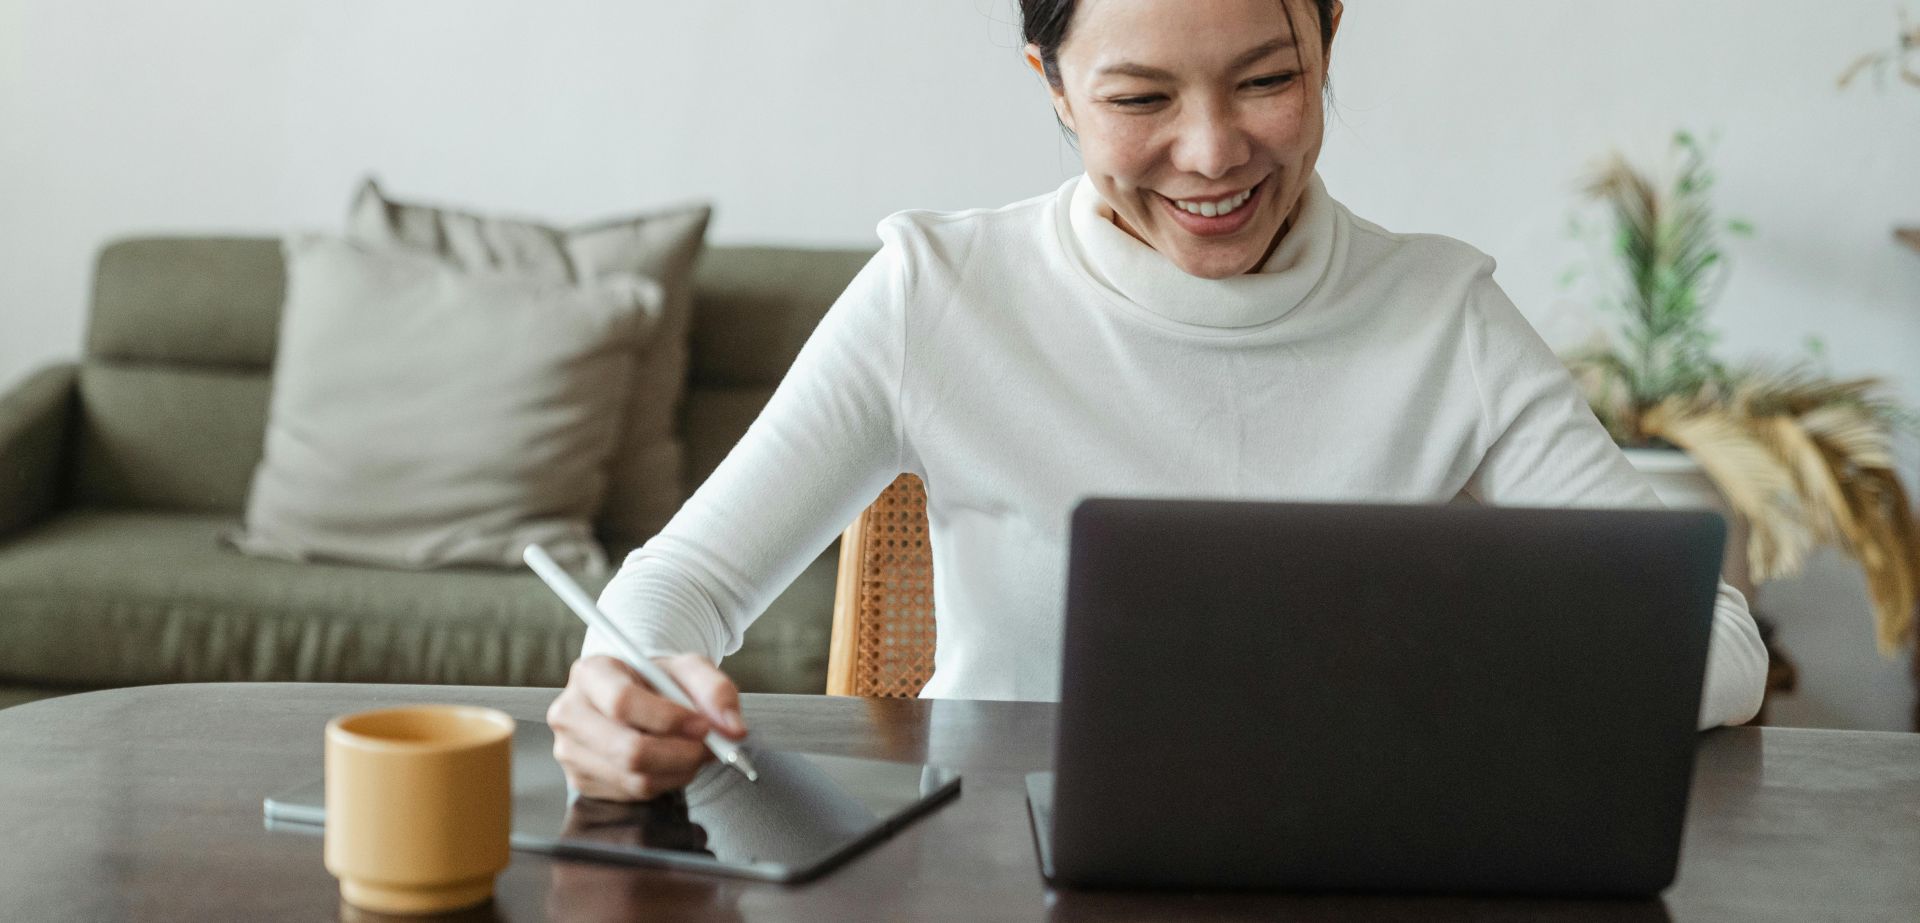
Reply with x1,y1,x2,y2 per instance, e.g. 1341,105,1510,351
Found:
1154,177,1266,239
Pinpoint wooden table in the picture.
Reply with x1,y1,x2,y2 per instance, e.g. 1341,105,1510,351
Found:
1,683,1916,922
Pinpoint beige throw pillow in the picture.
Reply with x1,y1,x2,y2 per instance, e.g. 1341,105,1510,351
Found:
230,234,660,574
348,179,711,559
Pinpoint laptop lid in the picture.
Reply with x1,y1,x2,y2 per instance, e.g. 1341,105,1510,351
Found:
1043,499,1722,896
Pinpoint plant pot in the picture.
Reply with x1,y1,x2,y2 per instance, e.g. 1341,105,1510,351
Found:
1620,447,1756,602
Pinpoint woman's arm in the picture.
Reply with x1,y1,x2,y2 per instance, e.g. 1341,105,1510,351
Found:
583,225,917,667
552,221,923,801
1458,261,1768,730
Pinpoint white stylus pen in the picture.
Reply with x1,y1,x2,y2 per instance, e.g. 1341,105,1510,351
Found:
522,544,761,783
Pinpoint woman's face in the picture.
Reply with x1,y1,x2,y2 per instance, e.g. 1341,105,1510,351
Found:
1028,0,1341,279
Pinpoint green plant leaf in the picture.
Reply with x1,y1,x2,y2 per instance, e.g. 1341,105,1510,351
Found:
1803,335,1828,362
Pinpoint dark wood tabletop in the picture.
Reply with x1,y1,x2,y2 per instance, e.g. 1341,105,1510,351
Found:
0,683,1916,922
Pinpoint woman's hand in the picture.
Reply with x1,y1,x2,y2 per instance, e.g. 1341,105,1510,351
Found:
547,653,748,801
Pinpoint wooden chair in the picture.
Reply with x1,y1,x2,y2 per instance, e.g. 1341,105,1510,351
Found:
826,474,937,696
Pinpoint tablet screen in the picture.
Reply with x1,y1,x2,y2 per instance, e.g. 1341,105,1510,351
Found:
265,720,961,882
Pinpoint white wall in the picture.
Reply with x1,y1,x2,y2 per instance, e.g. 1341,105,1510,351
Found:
3,1,1917,727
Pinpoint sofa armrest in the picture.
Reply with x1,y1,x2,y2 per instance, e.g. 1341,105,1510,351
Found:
0,362,79,541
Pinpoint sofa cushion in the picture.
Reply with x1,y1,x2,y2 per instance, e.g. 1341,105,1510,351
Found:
679,246,874,491
73,239,881,524
74,363,272,513
687,246,874,388
230,235,655,574
87,237,287,368
349,180,711,559
0,685,102,710
0,363,77,540
0,511,835,693
76,237,287,513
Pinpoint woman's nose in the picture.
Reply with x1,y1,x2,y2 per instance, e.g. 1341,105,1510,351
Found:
1171,104,1252,180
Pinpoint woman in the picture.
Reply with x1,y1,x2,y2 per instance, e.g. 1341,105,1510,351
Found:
547,0,1768,801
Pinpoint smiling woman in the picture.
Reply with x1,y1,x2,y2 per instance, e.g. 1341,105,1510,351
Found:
545,0,1772,804
1023,0,1341,278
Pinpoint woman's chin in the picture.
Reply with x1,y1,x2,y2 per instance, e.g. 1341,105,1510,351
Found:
1165,243,1265,279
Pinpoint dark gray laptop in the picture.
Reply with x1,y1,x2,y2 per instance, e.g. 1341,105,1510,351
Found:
1027,499,1723,897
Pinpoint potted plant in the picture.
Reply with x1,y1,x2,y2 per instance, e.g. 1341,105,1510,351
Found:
1561,130,1920,656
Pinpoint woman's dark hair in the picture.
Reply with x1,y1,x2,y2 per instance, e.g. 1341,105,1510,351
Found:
1021,0,1337,136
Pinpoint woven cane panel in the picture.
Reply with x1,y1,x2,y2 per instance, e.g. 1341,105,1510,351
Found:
853,474,937,698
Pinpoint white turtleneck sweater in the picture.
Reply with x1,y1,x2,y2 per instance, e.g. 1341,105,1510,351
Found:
586,173,1768,729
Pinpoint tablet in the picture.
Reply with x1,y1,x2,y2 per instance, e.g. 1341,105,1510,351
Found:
263,719,961,882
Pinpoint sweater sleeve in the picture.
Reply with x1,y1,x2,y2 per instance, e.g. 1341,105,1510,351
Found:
579,224,913,668
1457,260,1767,730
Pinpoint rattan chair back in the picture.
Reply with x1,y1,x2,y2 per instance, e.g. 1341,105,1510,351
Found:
827,474,937,697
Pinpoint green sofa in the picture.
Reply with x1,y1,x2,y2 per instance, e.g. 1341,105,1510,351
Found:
0,237,875,709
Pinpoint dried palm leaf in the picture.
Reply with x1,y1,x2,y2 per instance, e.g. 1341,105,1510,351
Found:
1754,415,1856,548
1798,403,1896,470
1669,378,1919,655
1642,400,1814,580
1792,406,1916,654
1840,474,1916,653
1730,364,1891,422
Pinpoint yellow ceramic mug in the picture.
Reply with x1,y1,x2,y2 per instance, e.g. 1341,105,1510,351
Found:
324,705,514,915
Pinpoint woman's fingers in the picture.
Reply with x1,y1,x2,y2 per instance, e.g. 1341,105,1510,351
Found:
548,655,720,801
563,693,708,772
658,653,748,739
552,706,702,798
573,655,709,737
563,742,695,801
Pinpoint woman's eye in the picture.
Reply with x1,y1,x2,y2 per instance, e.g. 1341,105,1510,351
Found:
1109,74,1296,109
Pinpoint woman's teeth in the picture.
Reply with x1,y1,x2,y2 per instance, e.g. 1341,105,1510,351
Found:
1172,187,1254,218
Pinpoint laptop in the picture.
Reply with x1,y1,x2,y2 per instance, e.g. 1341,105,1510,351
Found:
1027,498,1724,897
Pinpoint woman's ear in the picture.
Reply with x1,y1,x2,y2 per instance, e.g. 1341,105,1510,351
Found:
1024,42,1078,134
1023,42,1048,81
